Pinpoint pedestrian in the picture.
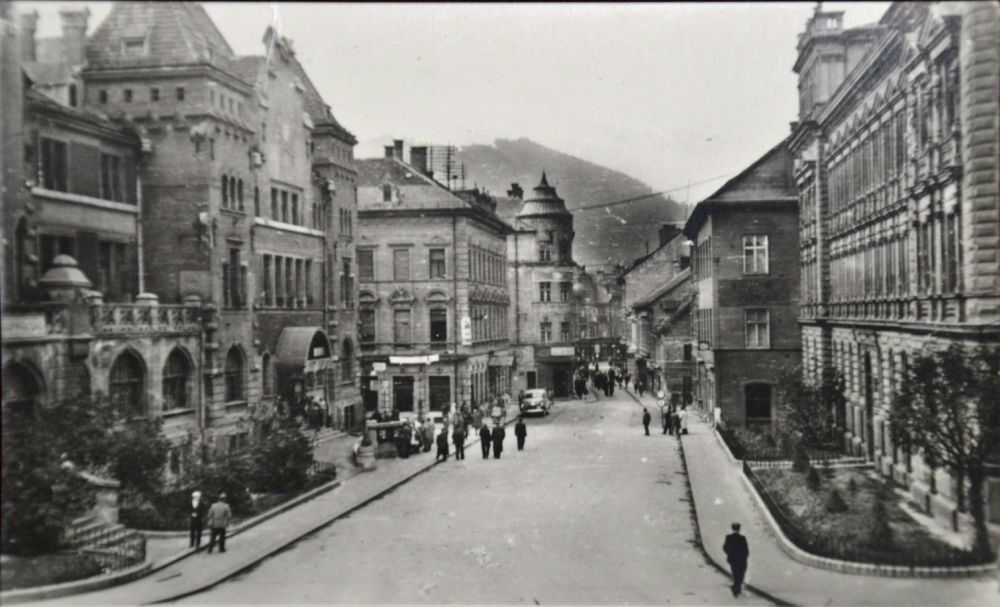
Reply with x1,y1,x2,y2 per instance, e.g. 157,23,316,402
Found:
515,417,527,451
452,422,466,460
479,423,492,459
678,405,689,435
723,522,750,597
661,406,670,435
642,408,651,436
671,406,681,437
637,379,645,397
206,493,232,554
436,427,450,462
491,423,506,459
189,490,207,549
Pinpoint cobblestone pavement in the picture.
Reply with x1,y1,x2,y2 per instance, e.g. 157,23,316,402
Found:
180,393,764,605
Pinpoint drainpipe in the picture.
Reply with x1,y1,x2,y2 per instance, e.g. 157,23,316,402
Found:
452,213,460,408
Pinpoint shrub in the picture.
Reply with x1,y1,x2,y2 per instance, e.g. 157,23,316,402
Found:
247,414,314,494
847,477,859,493
806,466,822,491
792,442,810,473
826,489,849,513
869,498,893,549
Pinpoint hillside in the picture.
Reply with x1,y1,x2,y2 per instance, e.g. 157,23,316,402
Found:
455,138,687,269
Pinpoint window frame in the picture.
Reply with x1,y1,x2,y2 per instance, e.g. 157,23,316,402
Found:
392,248,411,281
742,234,769,275
428,248,446,279
744,308,770,349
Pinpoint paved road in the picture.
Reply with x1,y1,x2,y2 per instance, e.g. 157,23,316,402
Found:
178,394,766,605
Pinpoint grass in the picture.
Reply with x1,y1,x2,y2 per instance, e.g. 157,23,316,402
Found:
0,552,104,591
753,466,987,567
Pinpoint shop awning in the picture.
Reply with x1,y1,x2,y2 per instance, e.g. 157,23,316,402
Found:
275,327,332,373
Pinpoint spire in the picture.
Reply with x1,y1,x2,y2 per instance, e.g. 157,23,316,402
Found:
539,171,549,187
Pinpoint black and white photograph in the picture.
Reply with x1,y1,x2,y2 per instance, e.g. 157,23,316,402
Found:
1,2,999,605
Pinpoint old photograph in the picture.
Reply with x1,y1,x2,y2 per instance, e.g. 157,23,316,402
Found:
1,1,999,605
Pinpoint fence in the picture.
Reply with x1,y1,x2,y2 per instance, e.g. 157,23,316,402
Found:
78,535,146,573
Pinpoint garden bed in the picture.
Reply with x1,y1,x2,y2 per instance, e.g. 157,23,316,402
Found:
750,466,987,567
718,425,841,461
0,552,104,591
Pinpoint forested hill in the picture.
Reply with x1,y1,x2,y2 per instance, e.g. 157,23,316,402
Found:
456,138,687,269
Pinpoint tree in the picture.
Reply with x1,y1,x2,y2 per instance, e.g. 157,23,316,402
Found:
108,417,171,504
889,343,1000,559
247,411,314,494
776,368,845,448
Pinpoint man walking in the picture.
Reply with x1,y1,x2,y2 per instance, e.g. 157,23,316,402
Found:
436,426,450,462
479,424,492,459
206,493,232,554
452,422,466,460
491,423,506,459
723,522,750,597
515,417,527,451
189,490,207,549
642,408,651,436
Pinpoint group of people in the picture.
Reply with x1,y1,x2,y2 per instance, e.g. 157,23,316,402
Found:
641,403,688,436
439,415,527,461
188,490,232,554
573,364,631,399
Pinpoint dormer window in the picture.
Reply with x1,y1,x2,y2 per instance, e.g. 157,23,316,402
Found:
122,37,146,56
382,184,393,202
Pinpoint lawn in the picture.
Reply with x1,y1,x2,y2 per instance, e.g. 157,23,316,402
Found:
752,466,986,567
0,552,104,591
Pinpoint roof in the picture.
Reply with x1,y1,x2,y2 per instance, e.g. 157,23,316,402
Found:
24,87,136,138
22,62,73,86
632,269,690,310
516,172,572,219
231,55,264,85
683,139,797,238
86,2,239,74
274,327,330,371
356,157,474,211
653,298,691,335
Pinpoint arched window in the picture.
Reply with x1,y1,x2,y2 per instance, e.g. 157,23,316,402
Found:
341,338,353,383
744,383,772,424
3,362,43,423
110,350,146,417
162,349,192,411
237,178,244,209
229,177,238,209
261,353,273,397
221,175,229,207
224,346,245,402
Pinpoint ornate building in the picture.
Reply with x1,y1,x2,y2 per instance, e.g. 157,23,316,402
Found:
789,2,1000,526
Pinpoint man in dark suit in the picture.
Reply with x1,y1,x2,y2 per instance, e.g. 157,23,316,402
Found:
491,424,506,459
515,417,527,451
723,522,750,597
642,408,651,435
189,490,207,549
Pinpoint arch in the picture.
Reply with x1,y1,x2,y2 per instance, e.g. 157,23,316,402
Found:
110,348,146,417
426,288,450,304
340,338,354,383
162,347,193,411
358,289,378,305
3,360,45,421
224,345,246,402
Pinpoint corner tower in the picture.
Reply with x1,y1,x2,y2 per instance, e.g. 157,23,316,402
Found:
515,173,575,265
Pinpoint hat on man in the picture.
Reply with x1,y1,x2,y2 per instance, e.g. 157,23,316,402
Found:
219,492,227,500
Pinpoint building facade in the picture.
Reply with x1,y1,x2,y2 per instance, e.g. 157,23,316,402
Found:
789,2,1000,525
355,142,514,416
684,141,801,427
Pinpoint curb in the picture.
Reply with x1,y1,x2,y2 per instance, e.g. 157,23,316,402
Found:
620,388,793,606
1,557,153,605
739,470,999,579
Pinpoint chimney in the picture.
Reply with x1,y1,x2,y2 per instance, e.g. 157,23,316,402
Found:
410,146,429,176
19,10,38,62
658,223,682,247
384,145,395,159
393,139,404,160
58,7,90,66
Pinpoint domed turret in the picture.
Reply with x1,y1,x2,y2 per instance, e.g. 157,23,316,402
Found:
516,172,572,219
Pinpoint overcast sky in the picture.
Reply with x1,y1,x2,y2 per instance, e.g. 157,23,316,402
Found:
19,1,890,203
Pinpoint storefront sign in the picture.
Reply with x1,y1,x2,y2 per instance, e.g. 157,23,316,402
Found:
373,362,387,372
461,316,472,346
389,354,440,365
550,346,575,357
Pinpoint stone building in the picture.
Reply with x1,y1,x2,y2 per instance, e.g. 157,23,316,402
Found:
789,2,1000,526
355,142,514,416
683,140,801,427
3,2,361,483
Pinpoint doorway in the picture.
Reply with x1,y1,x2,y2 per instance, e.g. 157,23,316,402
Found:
393,376,414,412
428,376,450,411
526,371,537,390
553,367,569,398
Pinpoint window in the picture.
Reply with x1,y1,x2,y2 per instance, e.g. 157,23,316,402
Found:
341,339,354,383
39,234,75,272
176,86,185,101
358,249,374,281
745,383,772,422
100,154,123,202
540,321,552,343
291,193,298,225
359,309,376,343
745,309,769,349
341,258,354,308
122,38,145,55
224,248,245,308
97,241,127,300
262,255,273,306
560,321,571,342
271,187,278,218
305,259,314,306
150,87,159,101
430,307,447,342
560,281,572,302
394,309,411,344
539,282,551,302
110,350,145,417
222,175,229,207
68,84,77,107
743,235,769,274
162,349,191,411
274,256,284,307
99,89,108,104
254,186,260,216
238,179,244,210
382,184,392,202
539,244,551,262
393,248,410,281
429,248,446,279
224,346,245,402
123,89,133,102
558,238,572,260
40,138,68,192
281,190,289,222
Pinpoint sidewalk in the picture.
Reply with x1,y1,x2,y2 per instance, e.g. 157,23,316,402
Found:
30,423,503,606
625,389,1000,606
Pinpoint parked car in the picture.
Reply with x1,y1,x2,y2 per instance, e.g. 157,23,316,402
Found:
519,388,551,416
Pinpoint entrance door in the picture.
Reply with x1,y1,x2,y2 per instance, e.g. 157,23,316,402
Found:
393,376,414,412
428,376,450,411
553,368,569,397
526,371,537,390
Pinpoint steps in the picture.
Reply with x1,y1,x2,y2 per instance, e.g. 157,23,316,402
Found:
64,514,143,552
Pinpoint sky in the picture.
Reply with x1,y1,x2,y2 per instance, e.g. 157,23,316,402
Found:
18,1,891,204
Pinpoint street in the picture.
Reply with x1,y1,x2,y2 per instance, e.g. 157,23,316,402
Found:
178,393,766,605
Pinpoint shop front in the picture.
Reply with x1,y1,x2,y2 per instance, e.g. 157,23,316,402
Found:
274,327,333,426
534,345,575,398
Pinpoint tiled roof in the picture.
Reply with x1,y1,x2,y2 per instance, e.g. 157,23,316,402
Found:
356,157,473,211
86,2,238,74
280,44,356,143
231,56,264,85
24,87,134,136
22,62,73,86
632,269,690,309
